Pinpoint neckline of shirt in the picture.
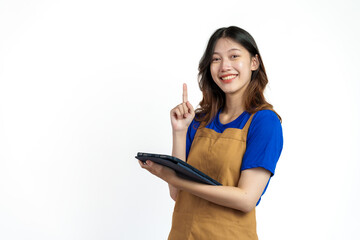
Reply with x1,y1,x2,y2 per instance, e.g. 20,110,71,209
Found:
214,109,248,130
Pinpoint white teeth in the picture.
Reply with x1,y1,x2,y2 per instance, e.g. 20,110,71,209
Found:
221,75,236,80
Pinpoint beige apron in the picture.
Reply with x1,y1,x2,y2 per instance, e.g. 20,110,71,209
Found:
168,114,257,240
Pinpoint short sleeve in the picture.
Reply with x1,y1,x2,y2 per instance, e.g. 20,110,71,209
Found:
240,110,283,176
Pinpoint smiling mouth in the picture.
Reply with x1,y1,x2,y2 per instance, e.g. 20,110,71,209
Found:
220,74,237,82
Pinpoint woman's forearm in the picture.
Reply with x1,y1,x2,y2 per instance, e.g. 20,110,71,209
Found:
169,131,255,210
167,167,271,212
171,131,187,160
169,176,253,212
168,131,187,201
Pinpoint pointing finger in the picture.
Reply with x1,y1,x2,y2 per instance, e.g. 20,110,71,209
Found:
182,102,189,117
182,83,188,103
186,101,194,114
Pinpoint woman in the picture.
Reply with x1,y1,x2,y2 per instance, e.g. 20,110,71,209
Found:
139,26,283,239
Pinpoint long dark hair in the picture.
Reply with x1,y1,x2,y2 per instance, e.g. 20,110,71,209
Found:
195,26,281,124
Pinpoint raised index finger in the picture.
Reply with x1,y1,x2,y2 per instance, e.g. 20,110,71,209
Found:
182,83,188,103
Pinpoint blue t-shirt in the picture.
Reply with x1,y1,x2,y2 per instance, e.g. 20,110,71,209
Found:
186,109,283,205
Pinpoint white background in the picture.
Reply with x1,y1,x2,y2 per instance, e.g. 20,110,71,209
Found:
1,0,359,239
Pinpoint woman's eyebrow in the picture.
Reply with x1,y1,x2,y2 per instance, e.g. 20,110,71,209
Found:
213,48,242,54
228,48,242,52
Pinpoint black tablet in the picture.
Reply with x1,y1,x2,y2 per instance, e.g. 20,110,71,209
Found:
136,152,222,186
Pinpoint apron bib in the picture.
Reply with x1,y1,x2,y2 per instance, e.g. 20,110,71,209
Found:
168,114,258,240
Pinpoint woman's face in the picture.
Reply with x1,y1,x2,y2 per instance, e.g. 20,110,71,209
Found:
210,38,258,97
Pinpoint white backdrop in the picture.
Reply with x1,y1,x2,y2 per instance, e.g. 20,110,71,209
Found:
1,0,359,239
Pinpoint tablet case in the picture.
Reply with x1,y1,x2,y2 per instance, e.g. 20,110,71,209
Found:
136,152,222,186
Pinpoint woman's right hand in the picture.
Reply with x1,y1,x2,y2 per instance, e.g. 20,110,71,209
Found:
170,83,195,133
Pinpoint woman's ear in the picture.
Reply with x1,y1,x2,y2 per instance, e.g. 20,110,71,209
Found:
250,54,260,71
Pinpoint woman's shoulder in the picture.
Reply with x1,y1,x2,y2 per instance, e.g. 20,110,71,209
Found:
249,110,282,134
252,109,281,125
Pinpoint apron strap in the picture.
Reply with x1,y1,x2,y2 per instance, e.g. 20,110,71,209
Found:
242,113,255,131
198,112,255,131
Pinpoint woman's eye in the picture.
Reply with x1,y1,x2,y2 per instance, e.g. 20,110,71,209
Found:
212,58,220,62
231,55,240,59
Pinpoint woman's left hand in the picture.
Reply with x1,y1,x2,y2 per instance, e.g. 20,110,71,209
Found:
138,160,177,184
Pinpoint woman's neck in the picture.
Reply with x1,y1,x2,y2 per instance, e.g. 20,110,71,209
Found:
223,91,244,113
220,93,245,124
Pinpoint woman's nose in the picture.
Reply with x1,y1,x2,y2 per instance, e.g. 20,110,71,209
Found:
220,59,231,71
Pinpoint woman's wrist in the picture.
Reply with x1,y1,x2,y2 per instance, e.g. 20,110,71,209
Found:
172,131,187,144
167,173,183,189
172,129,187,136
172,132,187,159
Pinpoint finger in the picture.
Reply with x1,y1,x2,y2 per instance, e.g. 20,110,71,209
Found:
138,160,147,168
146,160,163,173
171,106,181,117
177,104,185,116
143,160,156,172
182,102,189,117
173,108,183,119
182,83,188,103
186,101,195,114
